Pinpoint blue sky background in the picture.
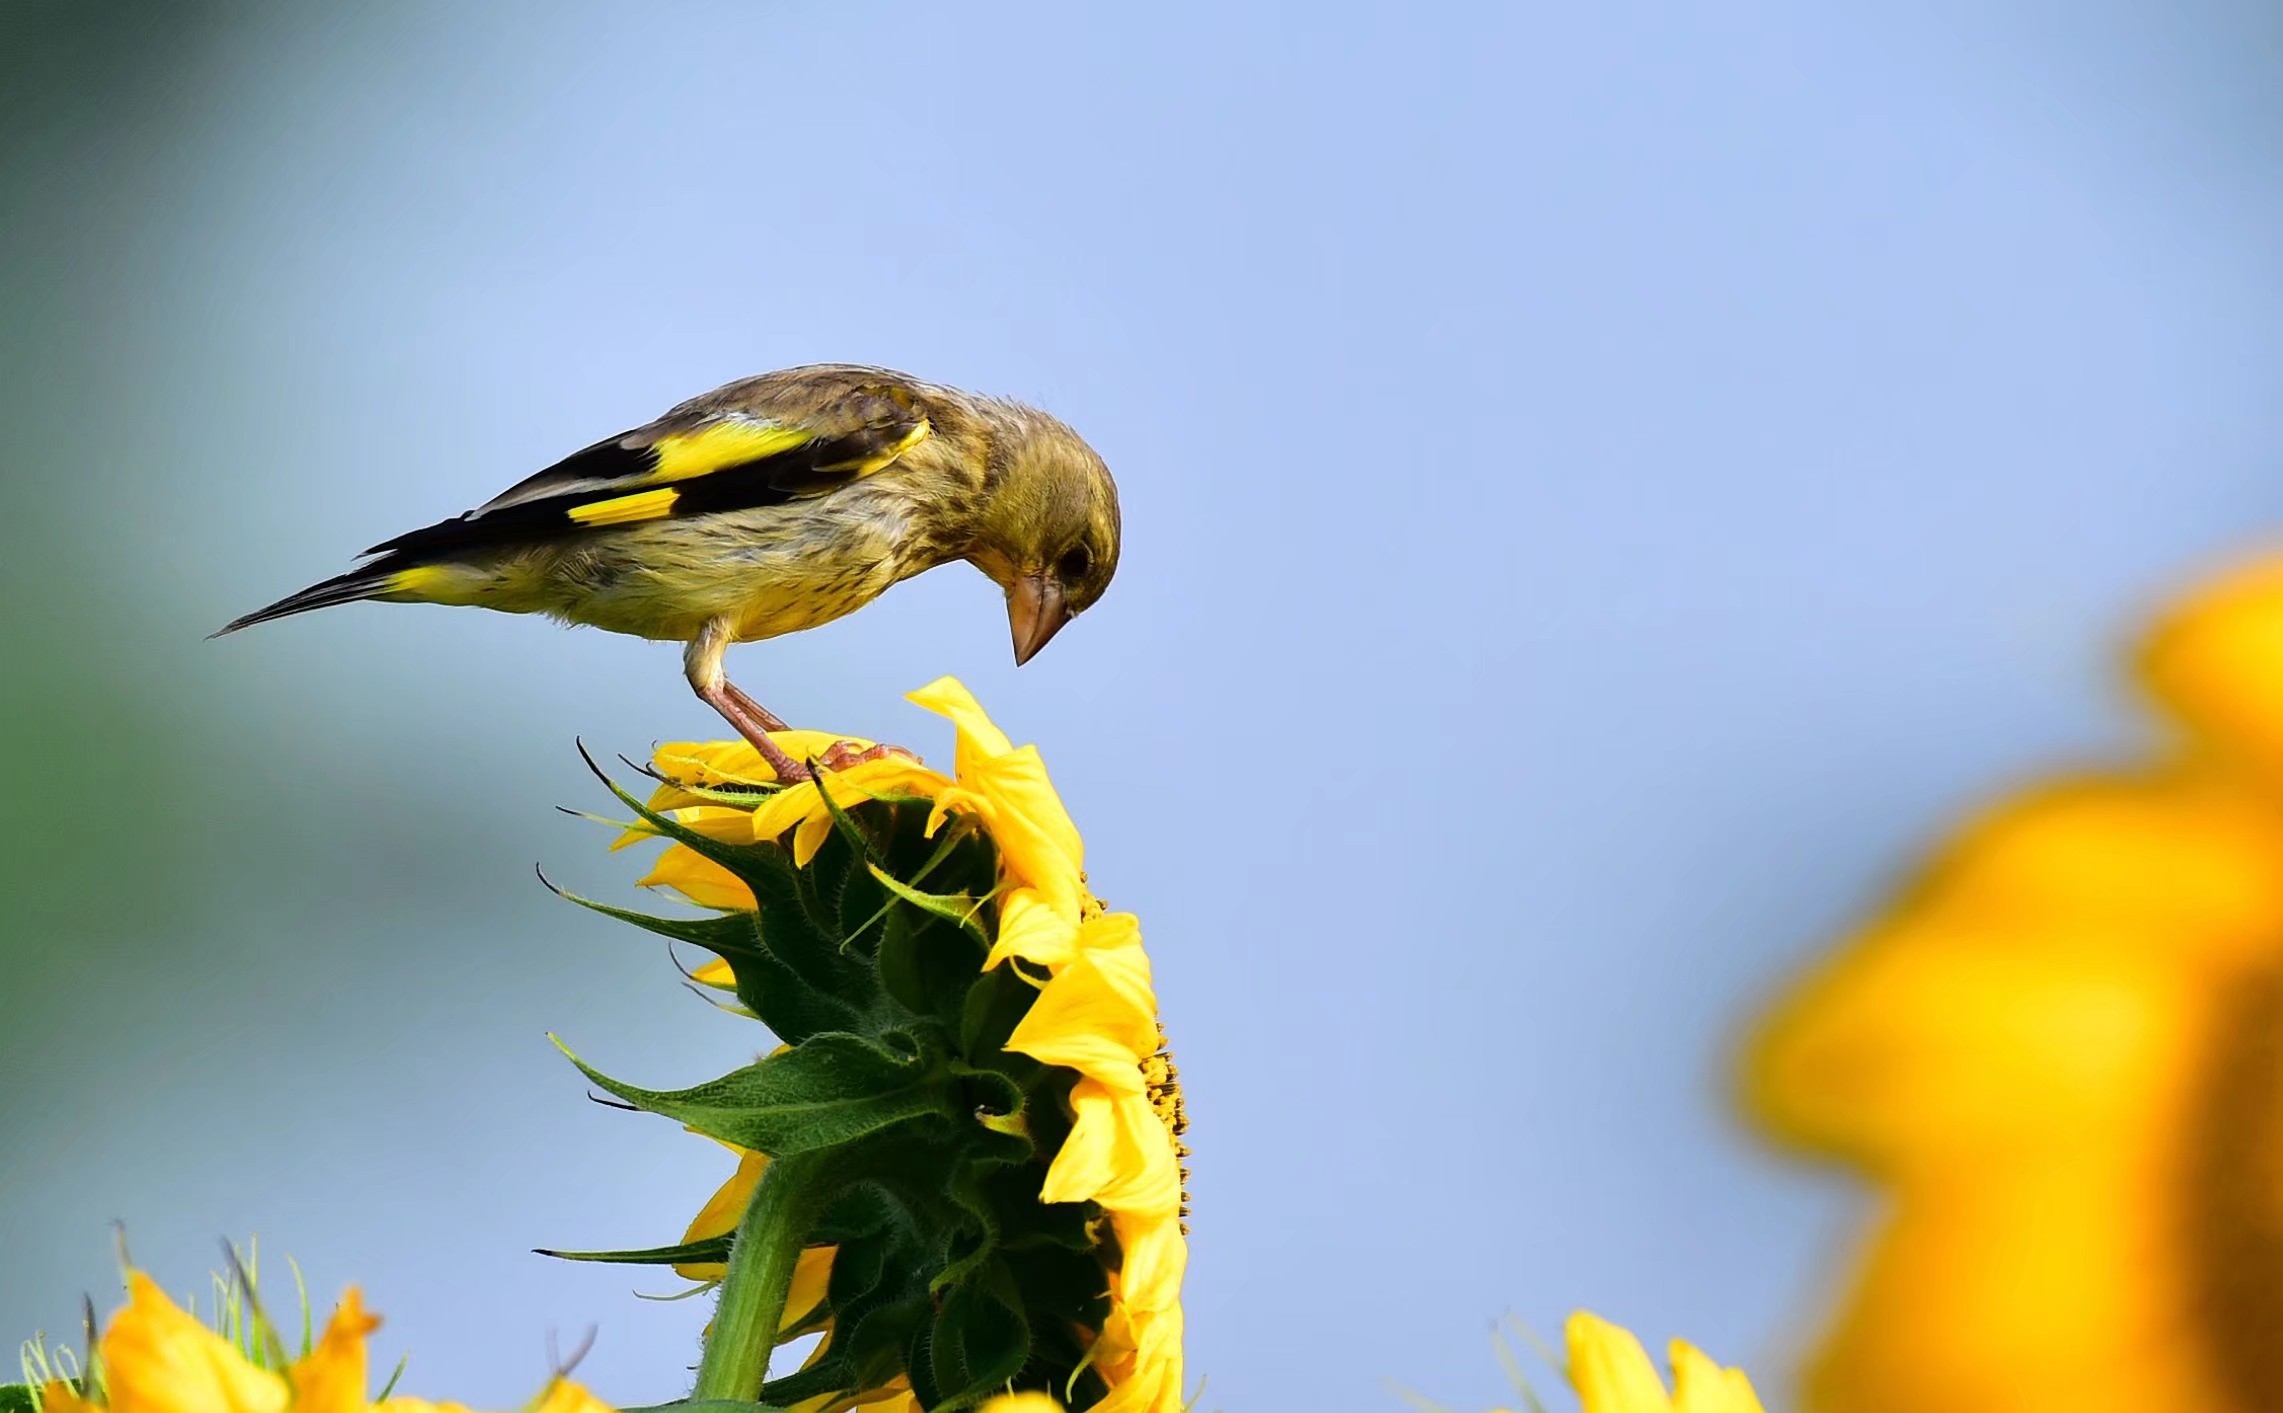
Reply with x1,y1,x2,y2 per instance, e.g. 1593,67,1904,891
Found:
2,4,2279,1409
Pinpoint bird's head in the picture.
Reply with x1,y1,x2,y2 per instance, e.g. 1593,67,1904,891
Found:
965,410,1121,665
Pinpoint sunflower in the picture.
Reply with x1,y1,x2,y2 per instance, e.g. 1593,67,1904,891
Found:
1746,553,2283,1412
556,678,1187,1413
31,1271,605,1413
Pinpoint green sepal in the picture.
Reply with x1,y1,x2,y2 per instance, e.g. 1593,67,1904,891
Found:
534,1237,729,1267
0,1385,38,1413
554,1032,954,1155
638,776,783,809
545,884,758,954
580,759,888,1027
551,885,865,1042
913,1260,1031,1411
737,836,884,1018
577,745,786,885
809,770,888,871
960,964,1044,1061
867,865,992,950
812,1184,898,1244
878,904,987,1026
835,852,891,955
952,1064,1028,1139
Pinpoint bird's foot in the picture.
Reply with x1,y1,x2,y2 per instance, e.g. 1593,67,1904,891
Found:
696,682,814,783
815,740,923,773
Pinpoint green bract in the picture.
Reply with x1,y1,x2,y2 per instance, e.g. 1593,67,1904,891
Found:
544,761,1117,1412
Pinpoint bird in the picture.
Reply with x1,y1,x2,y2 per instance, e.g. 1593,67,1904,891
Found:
215,364,1121,782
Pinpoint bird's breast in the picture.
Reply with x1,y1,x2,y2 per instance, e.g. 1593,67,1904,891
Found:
542,495,950,644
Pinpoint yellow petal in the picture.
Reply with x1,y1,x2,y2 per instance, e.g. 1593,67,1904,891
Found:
1005,944,1160,1086
984,889,1085,971
963,750,1083,887
38,1383,94,1413
787,1380,919,1413
101,1273,289,1413
905,680,1084,901
976,1394,1063,1413
1041,1082,1182,1215
1667,1340,1764,1413
639,845,757,912
1076,911,1140,952
907,676,1014,761
656,734,859,788
781,1244,836,1332
1565,1311,1676,1413
792,812,835,868
674,806,768,843
676,1146,769,1281
1088,1303,1185,1413
287,1288,382,1413
2140,551,2283,775
653,739,776,788
828,755,953,801
749,761,953,850
691,956,735,988
525,1379,616,1413
1109,1209,1188,1314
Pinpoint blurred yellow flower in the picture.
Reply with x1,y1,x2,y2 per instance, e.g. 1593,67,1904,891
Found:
39,1273,603,1413
1746,552,2283,1413
1566,1312,1763,1413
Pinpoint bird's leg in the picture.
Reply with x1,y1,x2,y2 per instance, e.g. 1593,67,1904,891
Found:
721,683,791,735
699,681,814,783
815,740,924,772
684,621,813,784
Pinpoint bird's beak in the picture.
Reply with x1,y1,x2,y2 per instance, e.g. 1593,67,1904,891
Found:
1008,573,1069,666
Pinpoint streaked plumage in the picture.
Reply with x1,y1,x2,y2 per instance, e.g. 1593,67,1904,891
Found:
218,364,1121,779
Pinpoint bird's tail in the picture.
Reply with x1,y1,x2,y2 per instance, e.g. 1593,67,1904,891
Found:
211,568,398,638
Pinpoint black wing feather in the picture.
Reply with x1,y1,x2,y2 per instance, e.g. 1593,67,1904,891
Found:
357,422,917,564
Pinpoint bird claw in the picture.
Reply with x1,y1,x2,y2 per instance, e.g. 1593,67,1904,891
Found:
814,740,923,773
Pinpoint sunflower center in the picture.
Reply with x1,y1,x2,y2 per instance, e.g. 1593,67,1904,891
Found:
2187,963,2283,1408
1143,1025,1192,1233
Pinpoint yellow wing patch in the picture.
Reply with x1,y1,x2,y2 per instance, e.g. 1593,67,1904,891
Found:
649,419,816,484
569,487,680,526
817,418,933,474
385,564,459,597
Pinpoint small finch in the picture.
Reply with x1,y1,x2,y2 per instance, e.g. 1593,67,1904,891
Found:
216,364,1121,780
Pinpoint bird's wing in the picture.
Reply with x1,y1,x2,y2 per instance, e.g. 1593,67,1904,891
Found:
363,369,935,560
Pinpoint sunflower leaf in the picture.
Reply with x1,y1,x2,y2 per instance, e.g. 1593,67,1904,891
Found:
553,1032,955,1155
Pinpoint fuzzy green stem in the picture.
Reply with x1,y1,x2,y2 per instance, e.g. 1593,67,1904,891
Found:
691,1150,828,1402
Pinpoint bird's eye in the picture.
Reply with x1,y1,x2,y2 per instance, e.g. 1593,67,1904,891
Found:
1056,544,1093,582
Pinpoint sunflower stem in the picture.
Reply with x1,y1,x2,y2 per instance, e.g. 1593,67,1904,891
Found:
690,1149,828,1402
